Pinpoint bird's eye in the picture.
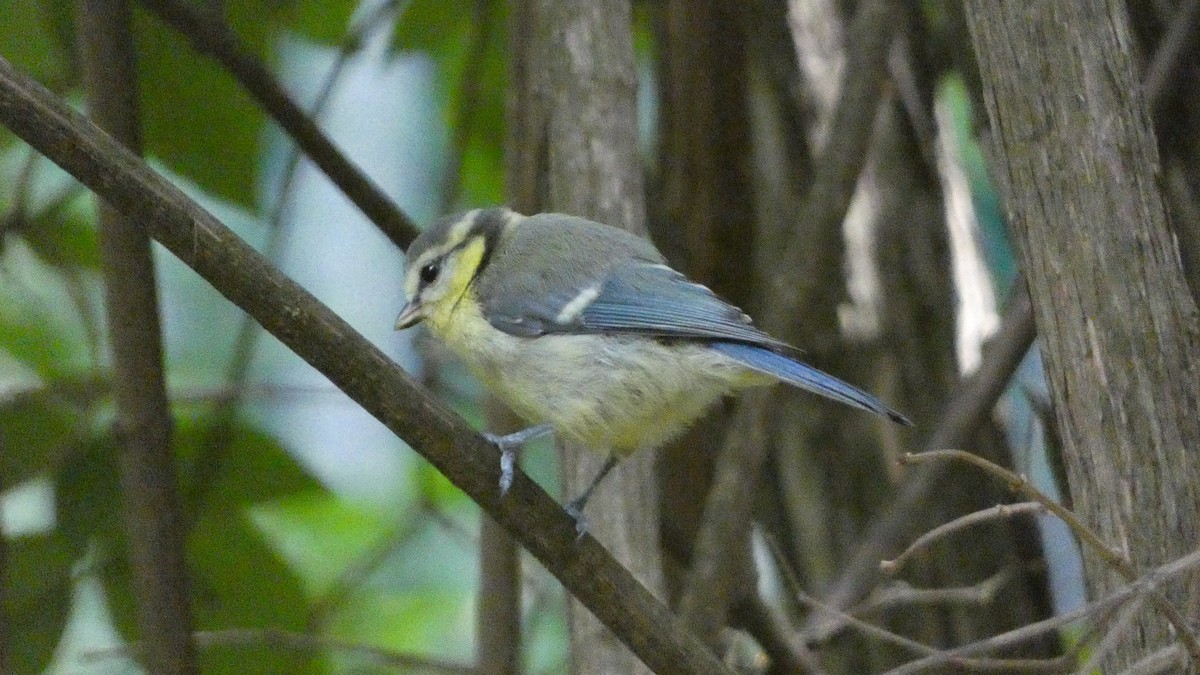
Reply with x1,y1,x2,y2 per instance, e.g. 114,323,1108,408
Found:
419,262,441,285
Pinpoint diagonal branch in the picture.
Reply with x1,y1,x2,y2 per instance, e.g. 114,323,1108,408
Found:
137,0,418,248
0,55,730,675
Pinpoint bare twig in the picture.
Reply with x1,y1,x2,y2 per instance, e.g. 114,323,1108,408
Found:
731,590,827,674
78,1,196,671
0,55,733,675
137,0,419,248
856,566,1022,615
881,502,1045,573
765,535,1071,673
879,549,1200,674
901,449,1200,663
1114,643,1187,675
1072,595,1147,675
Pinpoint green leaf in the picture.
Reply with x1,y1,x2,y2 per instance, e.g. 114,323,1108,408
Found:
248,492,393,598
3,532,74,674
280,0,359,45
56,433,124,556
325,589,474,670
20,191,100,270
0,270,92,380
133,3,270,207
0,0,76,88
0,390,85,485
178,417,321,673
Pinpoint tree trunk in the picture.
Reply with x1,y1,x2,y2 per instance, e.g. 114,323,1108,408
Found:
506,2,663,673
965,1,1200,669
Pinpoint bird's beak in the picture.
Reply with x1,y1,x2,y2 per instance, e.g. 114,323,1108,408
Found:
394,299,424,330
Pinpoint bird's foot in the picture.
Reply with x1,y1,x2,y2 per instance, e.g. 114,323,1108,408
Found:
563,499,589,541
485,424,554,496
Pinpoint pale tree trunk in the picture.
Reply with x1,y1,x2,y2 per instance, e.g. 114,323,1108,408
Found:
966,1,1200,670
506,2,663,673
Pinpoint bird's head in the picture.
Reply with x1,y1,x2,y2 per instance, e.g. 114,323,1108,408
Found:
395,207,519,331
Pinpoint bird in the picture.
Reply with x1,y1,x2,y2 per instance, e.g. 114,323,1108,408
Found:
395,207,910,534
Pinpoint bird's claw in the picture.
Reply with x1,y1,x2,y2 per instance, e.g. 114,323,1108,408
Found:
484,432,518,495
564,500,588,541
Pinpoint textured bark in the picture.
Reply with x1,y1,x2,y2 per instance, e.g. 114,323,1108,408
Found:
966,1,1200,669
78,1,197,672
506,2,663,673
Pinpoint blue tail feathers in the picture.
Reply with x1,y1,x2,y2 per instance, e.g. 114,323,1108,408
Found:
711,342,911,426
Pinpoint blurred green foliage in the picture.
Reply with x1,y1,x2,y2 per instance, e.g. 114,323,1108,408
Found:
0,1,559,673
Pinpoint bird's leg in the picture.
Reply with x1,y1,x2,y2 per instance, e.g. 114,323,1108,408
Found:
485,423,554,495
564,454,619,538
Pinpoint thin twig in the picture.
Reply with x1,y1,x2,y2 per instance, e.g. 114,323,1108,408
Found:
1114,643,1186,675
137,0,419,248
855,566,1022,616
881,502,1045,573
901,449,1200,663
1072,594,1146,675
764,534,1071,673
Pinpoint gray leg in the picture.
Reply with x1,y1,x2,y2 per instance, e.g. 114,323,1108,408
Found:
484,423,554,495
564,454,619,538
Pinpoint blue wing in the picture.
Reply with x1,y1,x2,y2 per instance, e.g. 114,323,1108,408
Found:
711,342,912,425
485,261,794,353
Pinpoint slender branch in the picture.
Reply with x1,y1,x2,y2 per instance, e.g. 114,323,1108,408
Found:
881,502,1045,573
1114,643,1186,675
901,449,1200,663
137,0,418,248
1073,595,1147,675
765,535,1071,673
856,566,1023,616
879,548,1200,675
77,1,196,672
0,55,731,675
730,591,827,674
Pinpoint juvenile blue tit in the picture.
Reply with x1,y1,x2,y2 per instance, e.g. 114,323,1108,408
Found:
396,208,909,531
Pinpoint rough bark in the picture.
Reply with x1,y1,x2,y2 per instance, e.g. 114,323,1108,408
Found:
965,1,1200,669
78,1,197,672
506,2,663,673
